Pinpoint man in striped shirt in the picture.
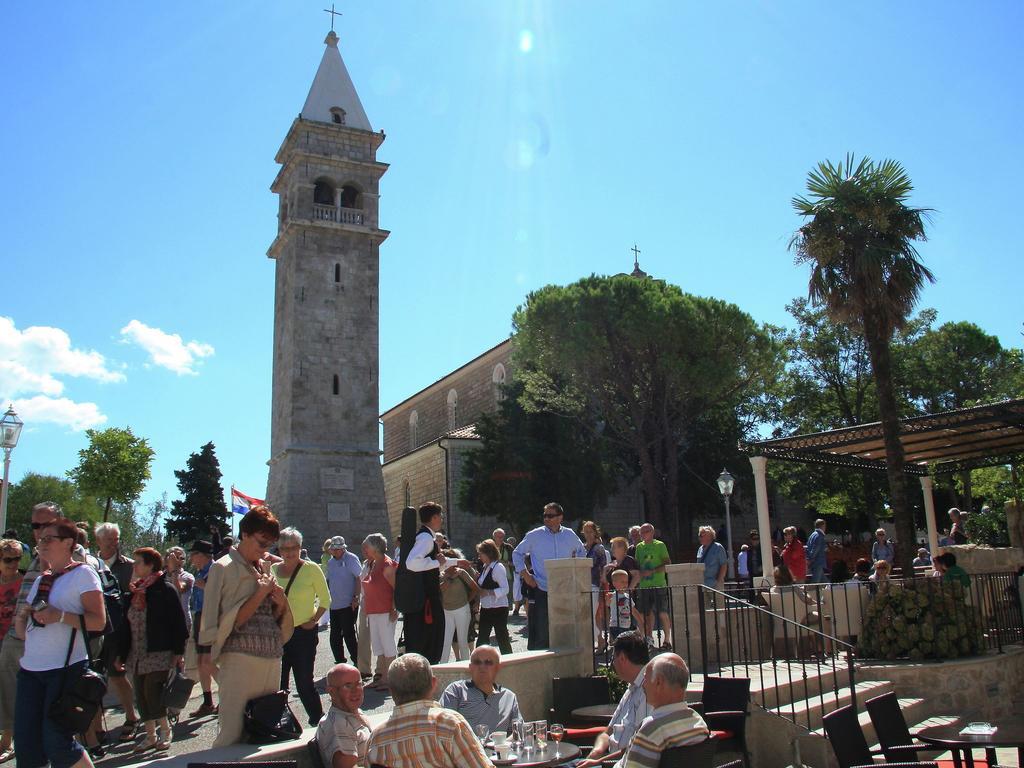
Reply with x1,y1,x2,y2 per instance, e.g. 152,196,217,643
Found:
367,654,492,768
621,654,708,768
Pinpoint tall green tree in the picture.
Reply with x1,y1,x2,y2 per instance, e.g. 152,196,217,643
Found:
3,472,101,537
791,154,934,574
513,274,780,552
164,442,228,546
67,427,155,522
904,320,1024,509
460,380,623,537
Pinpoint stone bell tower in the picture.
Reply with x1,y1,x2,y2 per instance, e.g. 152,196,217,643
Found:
266,29,389,547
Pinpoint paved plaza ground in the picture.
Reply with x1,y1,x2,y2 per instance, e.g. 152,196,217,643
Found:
91,613,534,766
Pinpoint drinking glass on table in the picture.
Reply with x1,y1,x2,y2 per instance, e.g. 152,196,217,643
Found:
511,720,524,749
549,723,565,758
474,723,491,743
534,720,548,749
521,721,535,753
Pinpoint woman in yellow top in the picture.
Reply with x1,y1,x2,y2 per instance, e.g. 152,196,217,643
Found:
272,527,331,726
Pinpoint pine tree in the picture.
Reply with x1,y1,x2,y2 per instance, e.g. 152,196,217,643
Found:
165,442,228,546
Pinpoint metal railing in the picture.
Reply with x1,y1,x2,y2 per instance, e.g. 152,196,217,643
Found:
587,572,1023,730
312,203,365,225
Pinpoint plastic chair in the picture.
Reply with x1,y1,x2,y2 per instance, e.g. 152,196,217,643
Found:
822,704,873,768
659,735,717,768
692,676,751,768
824,582,868,641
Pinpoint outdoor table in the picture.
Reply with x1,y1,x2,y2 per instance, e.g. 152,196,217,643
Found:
917,719,1024,768
570,702,616,724
490,741,580,767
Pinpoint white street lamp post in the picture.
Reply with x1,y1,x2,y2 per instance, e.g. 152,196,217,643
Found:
0,405,25,535
717,468,736,580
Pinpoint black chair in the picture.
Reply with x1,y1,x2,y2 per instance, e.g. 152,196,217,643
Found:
187,763,298,768
865,692,933,763
659,735,717,768
692,676,751,768
822,704,873,768
717,761,744,768
306,737,326,768
550,675,612,745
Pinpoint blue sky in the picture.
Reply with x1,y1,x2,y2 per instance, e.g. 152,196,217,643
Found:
2,2,1021,516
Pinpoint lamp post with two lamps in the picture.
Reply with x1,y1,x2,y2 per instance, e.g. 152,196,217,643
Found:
716,468,735,580
0,405,25,534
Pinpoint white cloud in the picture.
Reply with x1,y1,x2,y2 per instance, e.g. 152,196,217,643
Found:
12,395,107,431
119,320,214,375
0,316,125,397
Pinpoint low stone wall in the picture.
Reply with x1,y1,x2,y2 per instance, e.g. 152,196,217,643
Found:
945,544,1024,574
859,644,1024,721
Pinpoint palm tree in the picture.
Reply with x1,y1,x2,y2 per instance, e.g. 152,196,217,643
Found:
791,155,934,575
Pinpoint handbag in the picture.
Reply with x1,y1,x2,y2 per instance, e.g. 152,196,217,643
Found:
161,667,197,711
49,615,109,734
243,690,302,743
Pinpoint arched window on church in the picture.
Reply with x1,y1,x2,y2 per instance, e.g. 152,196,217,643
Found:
340,184,362,209
332,374,340,395
314,179,335,206
409,410,419,451
492,363,507,404
447,389,458,431
330,107,346,125
334,263,341,283
403,479,411,508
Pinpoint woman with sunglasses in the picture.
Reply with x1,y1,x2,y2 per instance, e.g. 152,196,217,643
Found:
199,505,294,746
13,517,106,768
0,539,23,762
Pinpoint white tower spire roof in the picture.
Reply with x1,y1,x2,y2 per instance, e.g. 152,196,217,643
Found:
300,30,372,131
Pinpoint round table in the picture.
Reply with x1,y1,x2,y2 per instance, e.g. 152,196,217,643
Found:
917,719,1024,768
570,702,617,724
490,741,581,767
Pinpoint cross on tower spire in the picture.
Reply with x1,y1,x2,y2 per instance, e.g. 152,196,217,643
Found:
323,3,342,31
631,243,641,268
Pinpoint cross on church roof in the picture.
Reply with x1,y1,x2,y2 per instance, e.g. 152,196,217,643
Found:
631,243,641,268
323,3,342,31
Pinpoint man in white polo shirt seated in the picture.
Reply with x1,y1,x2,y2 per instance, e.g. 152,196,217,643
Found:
439,645,521,734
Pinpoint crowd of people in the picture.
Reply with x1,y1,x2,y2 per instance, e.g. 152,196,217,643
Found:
0,494,984,767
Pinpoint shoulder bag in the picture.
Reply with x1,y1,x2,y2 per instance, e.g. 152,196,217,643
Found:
49,614,109,734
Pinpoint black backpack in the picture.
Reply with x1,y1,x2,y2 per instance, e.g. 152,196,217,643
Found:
92,566,124,639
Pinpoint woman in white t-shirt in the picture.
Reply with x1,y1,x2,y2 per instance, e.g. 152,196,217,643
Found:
14,517,106,768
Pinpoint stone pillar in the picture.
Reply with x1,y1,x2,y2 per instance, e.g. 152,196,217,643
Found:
546,557,597,677
921,475,939,555
1006,500,1023,552
750,456,774,586
666,563,707,670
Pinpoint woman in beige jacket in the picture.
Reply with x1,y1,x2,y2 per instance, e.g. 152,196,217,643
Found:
198,506,293,746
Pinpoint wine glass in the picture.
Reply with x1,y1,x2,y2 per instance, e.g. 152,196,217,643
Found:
549,723,565,758
474,723,491,744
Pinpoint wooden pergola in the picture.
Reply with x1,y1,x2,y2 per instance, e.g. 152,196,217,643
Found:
741,399,1024,572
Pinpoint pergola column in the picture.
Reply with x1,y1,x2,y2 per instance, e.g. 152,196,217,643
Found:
750,456,775,585
920,475,939,555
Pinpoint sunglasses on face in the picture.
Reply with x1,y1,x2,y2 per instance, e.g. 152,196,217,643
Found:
31,521,56,530
1,556,20,564
470,658,497,666
542,513,561,519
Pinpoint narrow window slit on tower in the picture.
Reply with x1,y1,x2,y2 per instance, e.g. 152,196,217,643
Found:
334,263,341,282
333,374,339,395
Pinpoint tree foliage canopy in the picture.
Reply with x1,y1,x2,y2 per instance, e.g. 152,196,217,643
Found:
459,380,622,537
164,442,228,547
512,274,780,551
66,427,154,521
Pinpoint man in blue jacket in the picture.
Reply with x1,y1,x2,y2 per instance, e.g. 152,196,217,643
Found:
804,519,827,584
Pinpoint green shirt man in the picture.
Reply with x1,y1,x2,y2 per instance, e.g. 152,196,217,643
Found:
636,538,670,588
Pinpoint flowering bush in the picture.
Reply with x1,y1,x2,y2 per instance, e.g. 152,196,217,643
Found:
857,579,983,660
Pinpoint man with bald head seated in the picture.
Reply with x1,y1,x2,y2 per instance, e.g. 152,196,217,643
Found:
316,663,372,768
439,645,521,734
621,654,708,768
